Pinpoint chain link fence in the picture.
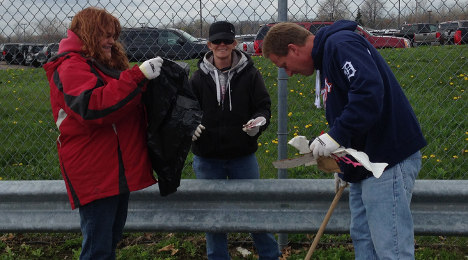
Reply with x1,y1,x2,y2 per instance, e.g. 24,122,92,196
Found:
0,0,466,181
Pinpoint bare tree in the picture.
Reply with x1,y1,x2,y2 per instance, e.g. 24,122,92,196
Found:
36,18,67,43
361,0,385,28
316,0,352,21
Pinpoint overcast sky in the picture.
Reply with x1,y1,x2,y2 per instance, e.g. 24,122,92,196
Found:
0,0,463,37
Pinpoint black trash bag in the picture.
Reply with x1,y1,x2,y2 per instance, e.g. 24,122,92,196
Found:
143,59,202,196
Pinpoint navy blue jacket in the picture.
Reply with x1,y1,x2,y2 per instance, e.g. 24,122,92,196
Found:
312,20,427,182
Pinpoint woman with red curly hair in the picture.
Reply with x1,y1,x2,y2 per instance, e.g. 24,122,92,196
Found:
44,7,163,259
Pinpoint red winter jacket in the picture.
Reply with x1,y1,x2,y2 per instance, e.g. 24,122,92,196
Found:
44,30,156,209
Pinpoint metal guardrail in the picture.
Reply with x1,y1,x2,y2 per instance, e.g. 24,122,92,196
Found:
0,179,467,235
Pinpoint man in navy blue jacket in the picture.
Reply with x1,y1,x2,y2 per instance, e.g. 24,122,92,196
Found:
263,20,426,259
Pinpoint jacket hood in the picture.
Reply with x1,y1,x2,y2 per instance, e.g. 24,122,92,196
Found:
58,30,83,54
196,49,251,111
43,30,83,74
198,49,249,75
312,20,357,70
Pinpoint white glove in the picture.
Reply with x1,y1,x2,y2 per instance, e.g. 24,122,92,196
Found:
192,124,205,141
334,172,348,193
288,136,312,154
309,133,340,158
242,116,266,137
139,57,163,80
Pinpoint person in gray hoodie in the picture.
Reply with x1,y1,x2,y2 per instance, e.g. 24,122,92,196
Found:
262,21,426,259
189,21,281,260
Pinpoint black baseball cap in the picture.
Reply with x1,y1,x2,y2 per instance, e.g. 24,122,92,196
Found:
209,21,235,42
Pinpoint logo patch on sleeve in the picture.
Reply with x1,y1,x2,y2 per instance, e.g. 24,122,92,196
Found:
342,61,356,81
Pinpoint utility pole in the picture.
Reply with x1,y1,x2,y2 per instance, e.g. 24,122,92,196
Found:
21,23,27,41
199,0,203,38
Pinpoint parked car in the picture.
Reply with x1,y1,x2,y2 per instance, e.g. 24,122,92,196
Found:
254,21,333,56
12,43,37,65
25,44,45,67
35,43,59,66
235,34,256,55
394,23,439,46
254,21,409,56
393,23,438,46
120,27,209,61
437,20,468,45
356,26,411,49
1,43,20,64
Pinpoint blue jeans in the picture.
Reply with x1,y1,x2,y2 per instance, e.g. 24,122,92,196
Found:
193,154,281,260
79,193,130,260
349,151,421,260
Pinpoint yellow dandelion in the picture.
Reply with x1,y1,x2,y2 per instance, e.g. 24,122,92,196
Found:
299,92,303,96
422,155,428,159
15,107,19,111
290,89,294,92
430,154,436,158
288,112,292,117
436,159,441,162
452,155,458,159
39,120,43,124
410,75,414,78
450,82,454,86
0,177,2,180
293,132,298,136
397,65,400,68
19,163,23,166
258,143,262,146
13,121,17,124
444,147,448,151
265,150,270,153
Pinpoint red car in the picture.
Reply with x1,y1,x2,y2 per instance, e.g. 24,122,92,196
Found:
253,21,410,56
356,25,411,49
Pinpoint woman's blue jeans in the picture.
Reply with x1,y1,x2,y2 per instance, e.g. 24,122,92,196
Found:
78,192,130,260
349,151,421,260
193,154,281,260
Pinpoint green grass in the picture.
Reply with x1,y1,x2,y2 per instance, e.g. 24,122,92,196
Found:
0,44,467,181
1,232,467,259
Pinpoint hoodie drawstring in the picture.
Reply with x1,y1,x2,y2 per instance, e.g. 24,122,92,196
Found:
314,70,322,108
214,70,221,106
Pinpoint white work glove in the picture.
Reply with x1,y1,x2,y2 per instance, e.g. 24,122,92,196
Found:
242,116,266,137
309,133,340,158
192,124,205,141
288,136,312,154
334,172,348,193
139,57,163,80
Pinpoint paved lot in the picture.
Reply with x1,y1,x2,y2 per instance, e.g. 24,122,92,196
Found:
0,61,31,70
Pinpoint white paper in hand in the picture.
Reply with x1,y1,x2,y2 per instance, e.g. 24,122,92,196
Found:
243,117,266,129
332,148,388,178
